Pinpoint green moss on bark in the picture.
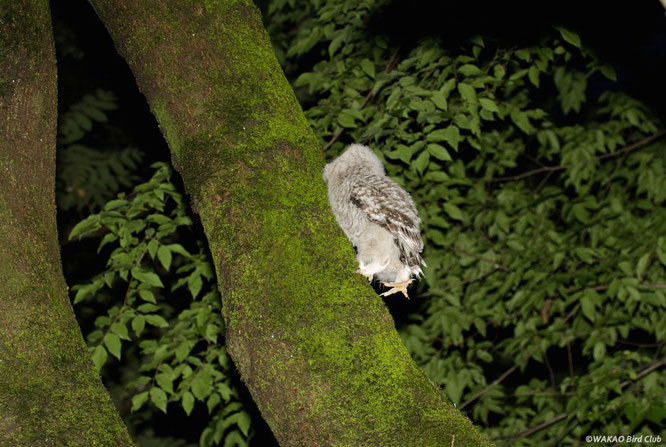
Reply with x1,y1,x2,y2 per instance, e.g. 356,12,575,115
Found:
0,2,133,445
89,0,494,445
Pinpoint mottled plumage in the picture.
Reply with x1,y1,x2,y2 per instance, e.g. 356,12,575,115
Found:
323,144,425,297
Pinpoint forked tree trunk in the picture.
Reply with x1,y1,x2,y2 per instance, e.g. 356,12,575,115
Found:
0,2,133,446
89,1,493,445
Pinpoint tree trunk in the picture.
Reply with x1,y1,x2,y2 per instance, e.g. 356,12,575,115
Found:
0,2,133,446
89,1,493,445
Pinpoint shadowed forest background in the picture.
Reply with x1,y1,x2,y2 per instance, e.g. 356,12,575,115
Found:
51,0,665,445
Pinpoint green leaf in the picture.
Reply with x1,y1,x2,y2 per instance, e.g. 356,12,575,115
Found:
132,268,164,288
150,387,168,413
444,125,460,151
593,342,606,361
458,64,481,76
147,213,171,225
581,290,598,322
237,411,251,437
572,203,590,224
424,171,449,182
470,35,484,47
138,289,156,303
137,303,159,313
147,239,159,259
104,333,122,360
131,391,149,412
528,65,540,87
328,33,345,57
132,315,146,337
217,382,233,401
510,108,533,134
493,64,505,79
145,314,169,328
192,371,213,400
552,252,565,270
427,129,449,143
440,78,456,96
636,252,651,278
73,285,91,305
98,233,117,252
207,393,221,413
600,64,617,81
428,229,446,246
157,245,172,271
205,323,220,343
413,151,430,174
91,345,107,371
557,26,581,49
427,144,452,161
166,243,191,258
443,203,464,221
175,341,195,362
515,49,531,61
457,83,477,103
105,199,127,210
476,349,493,363
338,112,356,128
223,430,246,447
69,215,101,240
360,59,375,78
182,391,195,416
445,372,463,404
575,247,595,264
188,274,203,299
431,91,448,110
111,322,130,340
479,98,499,113
156,373,174,394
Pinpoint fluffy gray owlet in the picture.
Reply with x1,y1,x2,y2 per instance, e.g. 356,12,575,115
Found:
323,144,425,298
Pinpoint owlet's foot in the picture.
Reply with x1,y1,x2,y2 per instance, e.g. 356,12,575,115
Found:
380,280,413,299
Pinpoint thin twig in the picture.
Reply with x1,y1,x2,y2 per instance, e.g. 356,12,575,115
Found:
546,419,578,447
617,339,665,348
459,364,519,410
489,130,666,183
493,413,567,440
544,352,557,392
619,357,666,388
323,128,344,152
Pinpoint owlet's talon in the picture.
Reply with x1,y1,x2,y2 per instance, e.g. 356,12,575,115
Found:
380,280,413,299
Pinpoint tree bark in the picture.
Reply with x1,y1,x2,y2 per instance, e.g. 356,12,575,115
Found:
88,1,493,445
0,2,133,446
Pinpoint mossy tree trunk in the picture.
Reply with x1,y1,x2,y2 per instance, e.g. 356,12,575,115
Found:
0,2,133,446
89,1,493,445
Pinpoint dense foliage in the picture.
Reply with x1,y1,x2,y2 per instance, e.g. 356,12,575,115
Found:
67,163,252,446
57,0,665,446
